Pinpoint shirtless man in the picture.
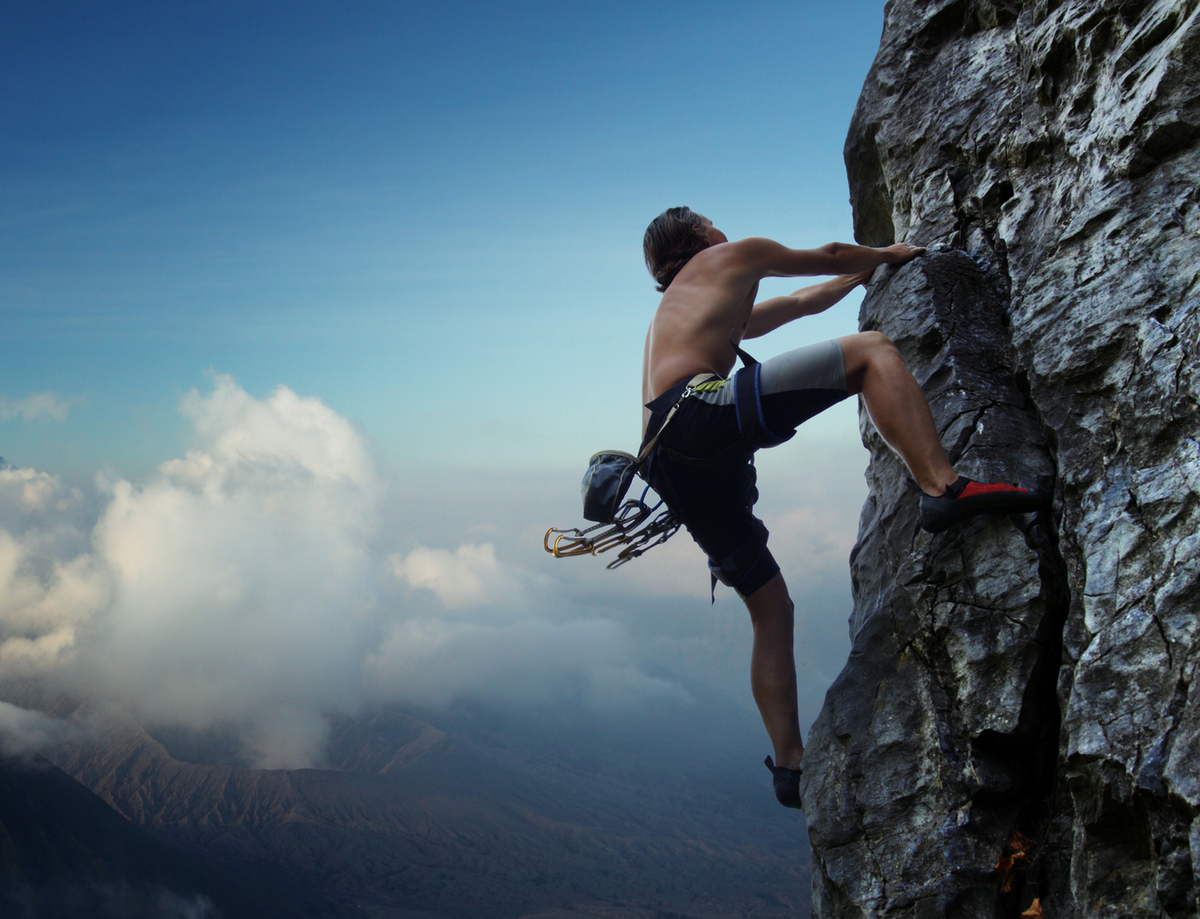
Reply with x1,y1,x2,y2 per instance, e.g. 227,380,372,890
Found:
639,207,1041,809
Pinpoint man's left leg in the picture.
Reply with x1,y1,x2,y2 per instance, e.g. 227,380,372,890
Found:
838,331,957,496
742,571,805,809
743,571,803,769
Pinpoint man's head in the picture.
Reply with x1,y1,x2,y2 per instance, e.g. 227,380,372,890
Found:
643,207,725,293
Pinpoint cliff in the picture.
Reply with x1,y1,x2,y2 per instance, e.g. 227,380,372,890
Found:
802,1,1200,916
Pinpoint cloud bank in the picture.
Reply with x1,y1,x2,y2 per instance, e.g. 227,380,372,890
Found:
0,700,77,756
0,376,688,768
0,392,73,422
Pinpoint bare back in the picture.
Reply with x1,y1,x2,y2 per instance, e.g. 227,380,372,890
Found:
642,240,760,416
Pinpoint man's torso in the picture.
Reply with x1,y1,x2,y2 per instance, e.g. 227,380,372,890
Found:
641,241,763,431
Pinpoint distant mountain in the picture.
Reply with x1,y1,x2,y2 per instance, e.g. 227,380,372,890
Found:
0,753,343,919
38,705,810,919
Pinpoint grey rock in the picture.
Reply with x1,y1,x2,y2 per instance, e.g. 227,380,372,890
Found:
805,1,1200,916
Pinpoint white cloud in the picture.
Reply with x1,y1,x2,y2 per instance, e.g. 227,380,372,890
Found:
366,616,688,710
0,392,73,422
0,376,687,768
0,470,110,677
79,378,384,753
0,701,76,756
0,465,83,515
391,542,523,609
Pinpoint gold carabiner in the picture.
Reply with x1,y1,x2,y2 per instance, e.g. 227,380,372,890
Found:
544,500,679,566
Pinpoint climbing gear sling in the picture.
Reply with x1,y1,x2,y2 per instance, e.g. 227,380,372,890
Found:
546,372,713,567
545,483,682,569
547,332,765,571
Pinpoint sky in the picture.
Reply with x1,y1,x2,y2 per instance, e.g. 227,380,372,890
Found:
0,0,889,775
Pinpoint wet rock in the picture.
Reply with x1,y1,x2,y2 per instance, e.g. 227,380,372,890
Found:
804,1,1200,916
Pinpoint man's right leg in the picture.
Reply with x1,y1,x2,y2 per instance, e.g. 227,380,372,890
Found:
837,331,1043,530
838,331,957,497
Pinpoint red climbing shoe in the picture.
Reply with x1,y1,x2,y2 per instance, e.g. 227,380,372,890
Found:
918,477,1043,534
765,755,802,810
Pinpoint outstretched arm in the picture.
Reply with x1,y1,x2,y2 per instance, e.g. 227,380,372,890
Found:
744,270,874,339
735,237,924,278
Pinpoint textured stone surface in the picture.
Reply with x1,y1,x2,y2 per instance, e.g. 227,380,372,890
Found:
804,1,1200,916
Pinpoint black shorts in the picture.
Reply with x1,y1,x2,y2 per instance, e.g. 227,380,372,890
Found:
644,340,849,599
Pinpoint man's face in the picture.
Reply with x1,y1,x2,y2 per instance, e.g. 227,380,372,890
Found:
695,214,728,246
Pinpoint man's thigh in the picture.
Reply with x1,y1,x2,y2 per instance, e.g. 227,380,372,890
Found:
758,339,851,435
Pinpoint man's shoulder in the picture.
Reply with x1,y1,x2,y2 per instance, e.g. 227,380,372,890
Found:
694,237,781,279
715,236,784,263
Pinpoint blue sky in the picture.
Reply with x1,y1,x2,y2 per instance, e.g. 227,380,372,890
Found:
3,0,886,476
1,1,892,772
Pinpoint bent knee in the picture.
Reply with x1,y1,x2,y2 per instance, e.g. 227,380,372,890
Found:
843,330,895,352
841,330,901,379
859,332,907,373
860,330,896,353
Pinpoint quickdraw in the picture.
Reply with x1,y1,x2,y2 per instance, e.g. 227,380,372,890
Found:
544,488,681,569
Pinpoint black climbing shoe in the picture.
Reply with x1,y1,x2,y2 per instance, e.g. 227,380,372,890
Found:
764,755,802,810
918,477,1043,534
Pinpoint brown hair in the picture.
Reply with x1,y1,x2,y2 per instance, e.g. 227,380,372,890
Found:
643,206,710,293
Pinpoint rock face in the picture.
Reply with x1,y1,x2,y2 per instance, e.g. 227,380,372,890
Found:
802,1,1200,916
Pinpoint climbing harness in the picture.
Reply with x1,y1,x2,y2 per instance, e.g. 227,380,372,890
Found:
544,484,681,569
727,334,791,449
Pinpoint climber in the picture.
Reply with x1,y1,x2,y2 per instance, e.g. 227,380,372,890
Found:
639,207,1043,809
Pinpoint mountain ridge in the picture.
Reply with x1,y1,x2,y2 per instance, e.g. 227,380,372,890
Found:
14,696,811,919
